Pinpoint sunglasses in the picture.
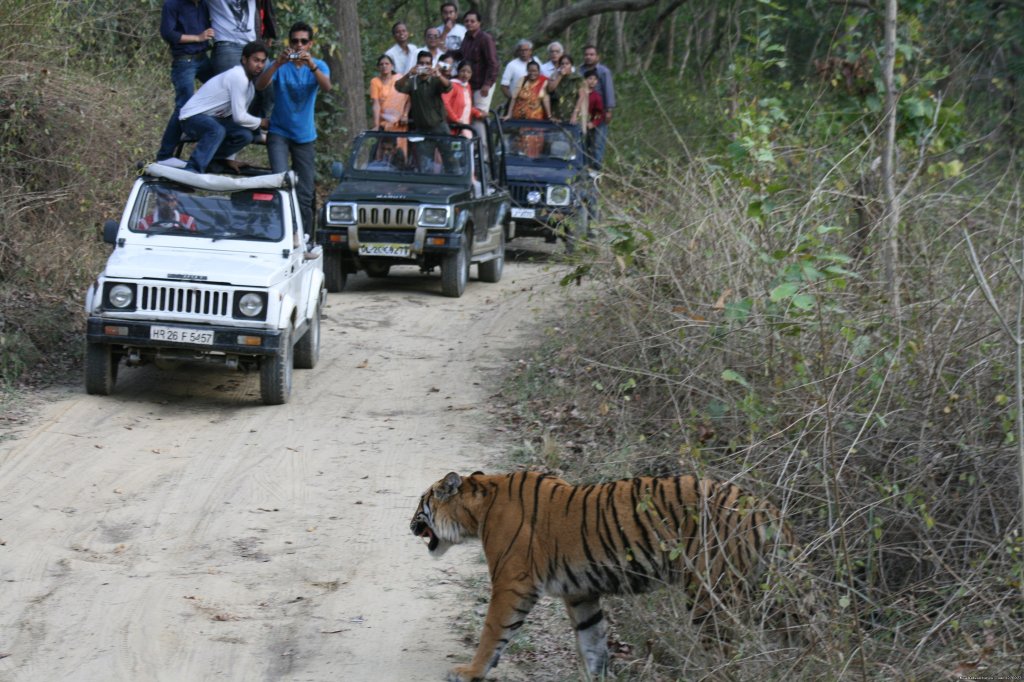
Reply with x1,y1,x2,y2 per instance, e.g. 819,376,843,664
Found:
290,37,312,45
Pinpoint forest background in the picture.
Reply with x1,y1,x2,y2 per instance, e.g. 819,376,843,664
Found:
2,0,1024,678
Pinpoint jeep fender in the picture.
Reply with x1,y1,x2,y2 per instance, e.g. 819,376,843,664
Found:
304,268,325,320
274,293,299,333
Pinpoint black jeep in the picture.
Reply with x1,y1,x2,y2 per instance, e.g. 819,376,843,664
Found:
318,117,510,298
501,119,595,251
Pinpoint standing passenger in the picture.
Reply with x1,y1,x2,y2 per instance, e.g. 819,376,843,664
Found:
254,22,331,233
459,10,498,113
539,42,563,79
436,2,466,51
500,39,541,100
369,55,410,133
581,45,615,170
155,0,215,167
385,22,419,75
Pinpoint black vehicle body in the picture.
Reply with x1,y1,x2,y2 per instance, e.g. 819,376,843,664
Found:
501,119,595,250
317,116,511,298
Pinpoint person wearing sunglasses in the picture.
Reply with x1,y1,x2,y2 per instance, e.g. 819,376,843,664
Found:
254,22,331,233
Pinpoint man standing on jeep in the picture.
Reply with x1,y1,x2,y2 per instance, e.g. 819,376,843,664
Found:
395,51,457,173
581,44,615,170
179,40,269,173
254,22,331,233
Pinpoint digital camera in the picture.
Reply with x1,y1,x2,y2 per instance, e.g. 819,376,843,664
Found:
289,52,302,60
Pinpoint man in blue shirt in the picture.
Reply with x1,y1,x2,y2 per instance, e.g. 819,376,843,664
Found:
254,22,331,233
156,0,215,165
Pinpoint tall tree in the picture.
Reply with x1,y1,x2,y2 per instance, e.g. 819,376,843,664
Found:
332,0,367,145
880,0,900,310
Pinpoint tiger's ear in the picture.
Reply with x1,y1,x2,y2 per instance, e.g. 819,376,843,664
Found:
435,472,463,501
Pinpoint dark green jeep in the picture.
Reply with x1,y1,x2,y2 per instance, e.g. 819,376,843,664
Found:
318,119,510,298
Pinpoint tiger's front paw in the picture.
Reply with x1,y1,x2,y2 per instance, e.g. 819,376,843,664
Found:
446,664,483,682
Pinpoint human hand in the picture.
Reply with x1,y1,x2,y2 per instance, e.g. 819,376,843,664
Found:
200,28,215,41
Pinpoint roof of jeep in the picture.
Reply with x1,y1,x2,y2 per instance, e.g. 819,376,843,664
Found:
142,163,296,191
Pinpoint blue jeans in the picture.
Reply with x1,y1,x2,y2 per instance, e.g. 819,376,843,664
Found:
180,115,254,173
587,122,609,170
267,134,316,233
156,54,214,160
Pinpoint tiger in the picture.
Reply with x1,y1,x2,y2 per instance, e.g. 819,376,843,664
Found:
410,470,808,682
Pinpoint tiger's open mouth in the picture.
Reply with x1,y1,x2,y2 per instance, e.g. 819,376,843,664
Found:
411,517,439,551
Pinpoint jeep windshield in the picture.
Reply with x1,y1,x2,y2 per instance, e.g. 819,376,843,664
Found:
501,122,581,165
129,184,284,242
348,132,473,180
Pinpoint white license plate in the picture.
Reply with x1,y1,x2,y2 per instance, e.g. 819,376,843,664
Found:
511,208,536,219
359,243,411,258
150,325,215,345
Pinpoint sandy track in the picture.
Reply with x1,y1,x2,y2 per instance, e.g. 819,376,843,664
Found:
0,253,569,682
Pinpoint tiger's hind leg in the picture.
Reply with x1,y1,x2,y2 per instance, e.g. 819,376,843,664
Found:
564,595,609,680
449,584,539,682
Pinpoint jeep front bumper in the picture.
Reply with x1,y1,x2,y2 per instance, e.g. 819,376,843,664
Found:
87,317,283,356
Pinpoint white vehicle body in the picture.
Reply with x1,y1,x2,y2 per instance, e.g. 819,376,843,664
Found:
84,164,326,405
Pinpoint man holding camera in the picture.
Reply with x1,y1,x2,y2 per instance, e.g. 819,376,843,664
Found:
178,40,269,173
395,51,456,172
254,21,331,233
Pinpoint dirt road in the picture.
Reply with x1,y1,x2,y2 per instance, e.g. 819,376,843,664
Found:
0,252,570,682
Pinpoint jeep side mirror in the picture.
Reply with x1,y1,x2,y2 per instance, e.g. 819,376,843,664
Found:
331,161,345,179
102,219,119,245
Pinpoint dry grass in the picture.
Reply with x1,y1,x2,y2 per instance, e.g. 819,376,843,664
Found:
498,150,1024,678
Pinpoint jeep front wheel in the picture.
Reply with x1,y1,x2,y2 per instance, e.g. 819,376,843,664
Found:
260,326,293,405
84,341,118,395
294,302,321,370
324,251,347,292
440,233,470,298
477,230,504,283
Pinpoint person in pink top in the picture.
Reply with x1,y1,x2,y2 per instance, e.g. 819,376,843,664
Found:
442,59,476,137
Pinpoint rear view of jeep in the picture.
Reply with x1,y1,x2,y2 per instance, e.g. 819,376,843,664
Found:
85,164,325,405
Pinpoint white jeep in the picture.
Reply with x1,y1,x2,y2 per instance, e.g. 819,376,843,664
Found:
84,163,325,405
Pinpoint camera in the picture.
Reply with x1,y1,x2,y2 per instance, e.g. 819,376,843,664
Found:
416,65,431,75
438,62,450,71
289,52,302,60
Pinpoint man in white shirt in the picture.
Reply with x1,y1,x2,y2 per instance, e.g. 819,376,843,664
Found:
436,2,466,51
539,42,564,79
180,41,269,173
423,26,445,65
385,22,419,75
500,39,541,100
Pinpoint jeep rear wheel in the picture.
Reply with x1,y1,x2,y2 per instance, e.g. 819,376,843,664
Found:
324,251,347,292
260,326,293,405
477,230,504,283
293,301,321,370
441,234,470,298
84,341,119,395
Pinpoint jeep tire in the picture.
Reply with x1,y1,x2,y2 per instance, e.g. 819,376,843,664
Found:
324,251,347,293
260,326,293,405
477,230,504,283
84,341,118,395
441,233,471,298
364,261,391,278
294,302,321,370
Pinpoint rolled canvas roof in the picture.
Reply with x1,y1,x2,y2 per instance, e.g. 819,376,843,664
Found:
143,163,296,191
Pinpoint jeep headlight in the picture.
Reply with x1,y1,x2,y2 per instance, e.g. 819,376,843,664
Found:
327,203,356,224
419,206,450,227
546,185,571,206
526,190,542,204
236,292,265,318
108,284,135,309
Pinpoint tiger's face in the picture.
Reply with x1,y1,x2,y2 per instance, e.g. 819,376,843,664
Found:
410,471,468,558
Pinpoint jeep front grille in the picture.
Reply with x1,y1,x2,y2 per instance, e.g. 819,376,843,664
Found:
357,204,418,228
508,183,544,205
139,284,231,317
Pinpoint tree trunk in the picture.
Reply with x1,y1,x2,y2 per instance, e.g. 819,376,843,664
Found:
880,0,901,310
587,13,602,46
535,0,661,42
613,11,625,72
332,0,367,150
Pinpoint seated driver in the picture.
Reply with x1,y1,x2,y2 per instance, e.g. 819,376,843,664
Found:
137,189,197,231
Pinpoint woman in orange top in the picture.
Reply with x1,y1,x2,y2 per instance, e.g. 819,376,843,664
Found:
369,54,410,132
504,61,550,121
442,60,476,138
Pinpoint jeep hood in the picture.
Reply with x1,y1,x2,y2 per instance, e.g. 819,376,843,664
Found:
104,246,290,288
327,179,470,203
506,164,582,185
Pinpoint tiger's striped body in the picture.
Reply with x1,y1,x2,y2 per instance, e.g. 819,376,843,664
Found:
410,470,801,682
